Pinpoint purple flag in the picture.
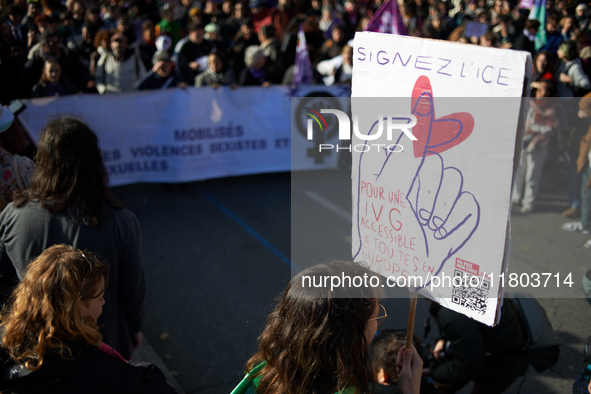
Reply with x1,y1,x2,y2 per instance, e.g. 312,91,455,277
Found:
292,23,314,87
365,0,408,35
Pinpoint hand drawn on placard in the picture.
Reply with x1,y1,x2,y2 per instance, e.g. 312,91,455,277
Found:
354,76,481,285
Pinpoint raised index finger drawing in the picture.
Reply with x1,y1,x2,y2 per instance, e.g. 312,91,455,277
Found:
353,75,480,285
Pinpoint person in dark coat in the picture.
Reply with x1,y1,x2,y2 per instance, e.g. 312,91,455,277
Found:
426,301,529,394
513,19,540,58
23,30,85,94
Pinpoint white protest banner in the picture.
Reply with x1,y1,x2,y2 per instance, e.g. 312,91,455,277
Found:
18,85,348,186
350,32,531,325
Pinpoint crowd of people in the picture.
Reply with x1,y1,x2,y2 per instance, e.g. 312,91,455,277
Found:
0,0,361,102
2,0,591,217
0,114,173,392
0,110,584,392
3,0,591,101
3,0,591,218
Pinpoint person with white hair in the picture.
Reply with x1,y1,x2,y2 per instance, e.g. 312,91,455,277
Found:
576,3,591,34
238,45,270,86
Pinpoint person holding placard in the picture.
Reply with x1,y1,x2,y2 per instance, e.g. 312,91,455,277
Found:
232,261,424,394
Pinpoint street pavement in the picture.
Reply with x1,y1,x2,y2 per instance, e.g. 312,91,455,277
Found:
115,166,591,394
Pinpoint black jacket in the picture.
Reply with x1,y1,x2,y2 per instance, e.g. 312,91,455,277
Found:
429,300,529,386
0,342,176,394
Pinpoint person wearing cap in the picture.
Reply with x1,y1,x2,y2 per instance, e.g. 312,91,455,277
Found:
135,50,185,90
0,107,35,213
95,32,146,93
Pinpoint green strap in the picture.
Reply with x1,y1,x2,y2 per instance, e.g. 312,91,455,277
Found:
231,361,356,394
230,362,266,394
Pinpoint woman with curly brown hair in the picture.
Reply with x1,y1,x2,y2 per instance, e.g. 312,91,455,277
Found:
0,244,175,394
232,261,423,394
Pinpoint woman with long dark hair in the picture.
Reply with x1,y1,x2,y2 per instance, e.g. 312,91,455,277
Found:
233,261,423,394
0,116,146,360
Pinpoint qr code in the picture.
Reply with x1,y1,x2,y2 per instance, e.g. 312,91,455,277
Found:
451,269,490,314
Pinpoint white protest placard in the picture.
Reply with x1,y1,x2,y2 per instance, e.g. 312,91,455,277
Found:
350,32,531,325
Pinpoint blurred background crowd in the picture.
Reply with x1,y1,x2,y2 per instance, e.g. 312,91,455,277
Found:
3,0,591,103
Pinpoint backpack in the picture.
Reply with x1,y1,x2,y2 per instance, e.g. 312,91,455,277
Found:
508,297,561,372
